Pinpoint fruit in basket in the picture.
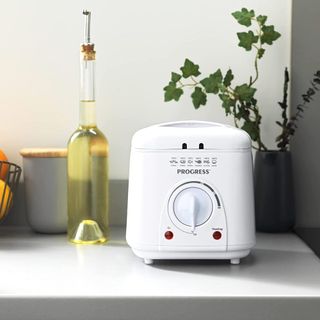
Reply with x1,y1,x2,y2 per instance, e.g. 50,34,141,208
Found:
0,180,12,219
0,149,9,180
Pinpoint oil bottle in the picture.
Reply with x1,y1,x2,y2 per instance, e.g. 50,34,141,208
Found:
67,10,109,244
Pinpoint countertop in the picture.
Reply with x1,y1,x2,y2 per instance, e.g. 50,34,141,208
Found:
0,227,319,320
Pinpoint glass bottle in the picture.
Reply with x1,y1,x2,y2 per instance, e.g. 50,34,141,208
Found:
67,10,109,244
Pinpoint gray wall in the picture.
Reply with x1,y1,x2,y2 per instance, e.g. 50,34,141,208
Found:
292,0,320,227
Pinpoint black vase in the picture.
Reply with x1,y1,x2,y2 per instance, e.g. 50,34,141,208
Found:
254,151,295,232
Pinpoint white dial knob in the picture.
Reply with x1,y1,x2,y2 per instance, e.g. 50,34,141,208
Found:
173,187,213,232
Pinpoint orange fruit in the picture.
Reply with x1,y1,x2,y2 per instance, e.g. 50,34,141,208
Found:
0,149,9,180
0,180,12,219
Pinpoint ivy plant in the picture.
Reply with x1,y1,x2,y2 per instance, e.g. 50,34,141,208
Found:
164,8,288,151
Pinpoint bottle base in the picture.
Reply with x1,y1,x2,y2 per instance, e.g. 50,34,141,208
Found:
69,219,108,244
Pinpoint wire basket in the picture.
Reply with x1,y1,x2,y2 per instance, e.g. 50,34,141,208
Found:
0,161,22,221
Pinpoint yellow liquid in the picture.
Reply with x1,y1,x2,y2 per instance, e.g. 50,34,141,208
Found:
67,112,109,244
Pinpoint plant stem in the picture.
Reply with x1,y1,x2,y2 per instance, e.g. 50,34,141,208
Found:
249,19,262,87
233,117,239,128
190,76,199,85
250,54,259,87
178,83,198,88
258,139,268,151
178,77,199,89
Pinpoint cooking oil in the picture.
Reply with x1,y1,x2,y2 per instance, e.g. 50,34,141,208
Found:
67,11,109,244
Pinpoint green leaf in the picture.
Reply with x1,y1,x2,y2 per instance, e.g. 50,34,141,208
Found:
191,87,207,109
218,83,226,92
234,84,257,102
237,31,259,51
257,48,266,59
171,72,181,83
223,69,234,87
257,15,267,26
180,59,201,78
164,82,183,102
261,25,281,45
241,121,259,141
232,8,255,27
235,108,250,120
219,94,235,115
200,69,223,94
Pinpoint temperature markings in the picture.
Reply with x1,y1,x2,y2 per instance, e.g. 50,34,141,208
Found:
211,158,218,165
170,159,178,165
170,157,218,167
214,194,221,208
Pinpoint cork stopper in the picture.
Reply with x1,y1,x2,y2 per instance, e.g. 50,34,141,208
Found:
81,44,96,61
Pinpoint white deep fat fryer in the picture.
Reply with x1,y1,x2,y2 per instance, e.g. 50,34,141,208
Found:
126,121,255,264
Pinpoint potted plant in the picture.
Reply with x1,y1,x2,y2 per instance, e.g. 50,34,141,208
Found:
163,8,320,232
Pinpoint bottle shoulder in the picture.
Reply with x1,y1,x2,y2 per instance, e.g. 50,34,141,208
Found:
68,126,108,144
93,127,108,141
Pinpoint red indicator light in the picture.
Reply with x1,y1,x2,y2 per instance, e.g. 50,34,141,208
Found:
213,231,222,240
165,231,174,240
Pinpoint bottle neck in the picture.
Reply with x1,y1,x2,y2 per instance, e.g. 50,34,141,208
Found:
79,100,96,128
79,54,96,127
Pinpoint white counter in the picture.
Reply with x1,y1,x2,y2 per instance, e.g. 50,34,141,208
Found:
0,227,319,320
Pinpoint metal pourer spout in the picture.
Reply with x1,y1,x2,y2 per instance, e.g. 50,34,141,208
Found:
83,10,91,44
81,10,95,61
